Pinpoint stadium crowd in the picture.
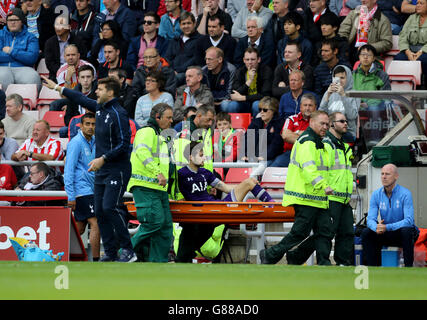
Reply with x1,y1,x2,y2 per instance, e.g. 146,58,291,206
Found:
0,0,424,264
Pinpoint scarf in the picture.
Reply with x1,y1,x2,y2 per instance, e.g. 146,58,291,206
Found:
356,5,377,47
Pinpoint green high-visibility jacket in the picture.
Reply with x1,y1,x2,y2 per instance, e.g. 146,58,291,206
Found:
323,131,354,204
127,119,170,192
282,127,330,209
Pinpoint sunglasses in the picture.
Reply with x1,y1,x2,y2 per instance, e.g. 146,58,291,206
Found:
333,120,348,124
143,20,156,25
260,108,271,112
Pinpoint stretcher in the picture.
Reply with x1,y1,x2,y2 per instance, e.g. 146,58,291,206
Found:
125,201,295,224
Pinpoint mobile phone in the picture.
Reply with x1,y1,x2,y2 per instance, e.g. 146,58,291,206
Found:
332,77,340,85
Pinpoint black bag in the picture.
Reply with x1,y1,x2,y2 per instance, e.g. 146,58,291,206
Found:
354,213,368,237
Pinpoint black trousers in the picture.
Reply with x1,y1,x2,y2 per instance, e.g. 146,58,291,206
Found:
361,226,419,267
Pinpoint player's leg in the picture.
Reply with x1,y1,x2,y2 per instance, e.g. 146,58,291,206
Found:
87,217,100,261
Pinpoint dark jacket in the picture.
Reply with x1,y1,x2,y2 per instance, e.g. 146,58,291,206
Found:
313,58,351,97
272,61,314,99
88,36,128,69
126,34,169,71
276,31,313,66
234,31,275,69
62,88,131,168
70,7,96,53
303,7,335,45
232,63,273,103
44,32,88,80
242,114,285,161
202,62,236,102
64,81,97,125
264,13,287,44
37,6,57,57
164,31,203,73
195,33,236,66
312,34,350,66
92,3,137,43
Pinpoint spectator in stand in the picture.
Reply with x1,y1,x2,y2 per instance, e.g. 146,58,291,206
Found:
264,0,290,44
234,16,275,69
0,121,19,160
0,8,41,91
70,0,96,53
98,40,134,84
195,14,236,66
159,0,184,40
44,15,88,81
338,0,392,65
377,0,415,35
275,92,317,167
352,44,391,108
196,0,232,35
276,11,313,66
64,112,100,261
55,43,95,90
313,39,351,97
312,11,350,66
329,0,361,21
302,0,333,45
0,0,18,30
279,69,318,119
213,112,241,167
272,41,314,100
126,12,169,71
108,68,138,121
134,70,174,127
164,11,202,85
202,46,236,108
15,162,65,207
88,20,127,69
92,0,136,44
395,0,427,82
221,47,272,116
241,96,285,166
21,0,56,56
11,120,64,162
1,94,35,146
173,106,197,132
157,0,191,17
132,47,177,97
319,65,360,142
174,65,214,123
231,0,273,39
191,0,226,17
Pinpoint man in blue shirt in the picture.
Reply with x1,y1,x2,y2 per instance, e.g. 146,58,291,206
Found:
361,163,419,267
64,112,100,261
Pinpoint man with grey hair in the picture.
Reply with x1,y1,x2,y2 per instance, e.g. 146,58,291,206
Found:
174,66,214,123
1,94,35,146
264,0,290,43
231,0,273,39
234,15,275,68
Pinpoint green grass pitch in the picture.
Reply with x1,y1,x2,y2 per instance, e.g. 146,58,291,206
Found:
1,261,426,300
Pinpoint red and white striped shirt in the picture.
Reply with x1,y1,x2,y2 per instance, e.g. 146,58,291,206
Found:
18,136,64,161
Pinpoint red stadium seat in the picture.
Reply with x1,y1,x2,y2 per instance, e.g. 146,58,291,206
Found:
224,167,252,184
37,86,62,119
43,111,65,132
6,84,38,110
387,60,422,90
229,113,251,131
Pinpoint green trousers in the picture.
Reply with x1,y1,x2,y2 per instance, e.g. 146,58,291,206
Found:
287,201,355,265
131,186,173,262
265,204,334,265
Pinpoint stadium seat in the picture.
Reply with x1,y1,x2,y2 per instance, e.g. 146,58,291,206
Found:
387,60,422,90
6,84,38,110
23,110,40,121
229,113,252,131
36,58,49,78
37,86,62,119
43,111,65,132
224,167,252,184
214,168,224,180
260,167,287,190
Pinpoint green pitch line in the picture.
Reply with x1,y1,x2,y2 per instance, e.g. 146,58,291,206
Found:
0,261,426,300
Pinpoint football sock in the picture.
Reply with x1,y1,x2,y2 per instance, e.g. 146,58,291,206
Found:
252,184,273,202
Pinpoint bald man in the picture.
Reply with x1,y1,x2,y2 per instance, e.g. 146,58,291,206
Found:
361,164,419,267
